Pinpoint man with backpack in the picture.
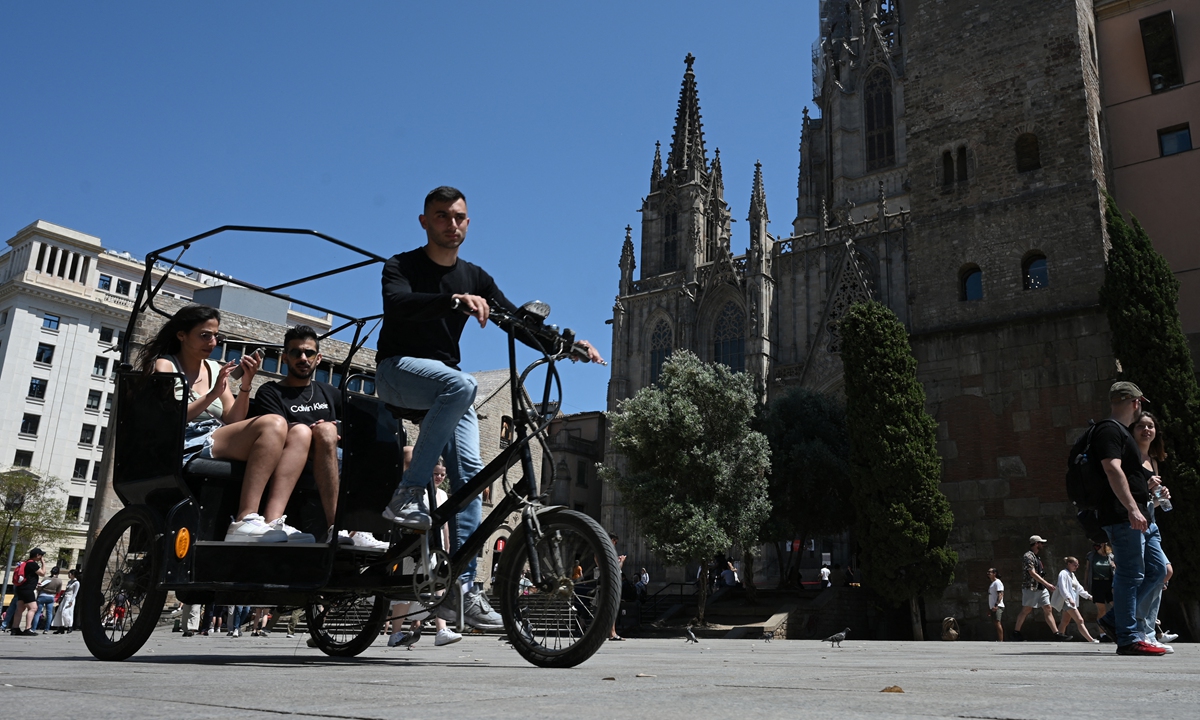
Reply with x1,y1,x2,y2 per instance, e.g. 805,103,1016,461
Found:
1091,382,1168,657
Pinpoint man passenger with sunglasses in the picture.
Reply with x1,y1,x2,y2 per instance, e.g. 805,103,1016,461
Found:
252,325,344,541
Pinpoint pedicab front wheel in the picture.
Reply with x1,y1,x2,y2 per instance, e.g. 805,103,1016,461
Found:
305,592,389,657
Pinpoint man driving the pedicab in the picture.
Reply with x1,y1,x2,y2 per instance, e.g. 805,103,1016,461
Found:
377,185,604,630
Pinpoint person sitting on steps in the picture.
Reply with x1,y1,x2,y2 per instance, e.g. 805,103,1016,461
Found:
141,304,313,542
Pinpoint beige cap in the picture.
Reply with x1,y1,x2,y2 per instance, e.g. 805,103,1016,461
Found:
1110,381,1149,403
1029,535,1048,545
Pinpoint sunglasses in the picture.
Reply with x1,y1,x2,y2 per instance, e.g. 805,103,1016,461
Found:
287,348,319,359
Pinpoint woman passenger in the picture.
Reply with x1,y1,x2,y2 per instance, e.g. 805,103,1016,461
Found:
138,304,312,542
1131,410,1172,650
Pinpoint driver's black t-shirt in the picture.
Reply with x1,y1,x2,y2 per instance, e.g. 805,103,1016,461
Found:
253,381,341,426
1092,420,1151,526
378,248,518,368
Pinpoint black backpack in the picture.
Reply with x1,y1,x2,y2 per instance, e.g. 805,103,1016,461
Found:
1066,419,1120,543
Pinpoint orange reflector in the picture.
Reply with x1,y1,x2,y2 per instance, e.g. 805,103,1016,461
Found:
175,527,191,559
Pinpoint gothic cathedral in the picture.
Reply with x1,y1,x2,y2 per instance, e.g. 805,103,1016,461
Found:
605,0,1116,635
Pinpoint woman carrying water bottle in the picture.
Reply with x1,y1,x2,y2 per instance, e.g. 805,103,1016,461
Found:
1131,411,1174,653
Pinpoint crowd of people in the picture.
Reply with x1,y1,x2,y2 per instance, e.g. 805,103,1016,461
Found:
2,550,79,636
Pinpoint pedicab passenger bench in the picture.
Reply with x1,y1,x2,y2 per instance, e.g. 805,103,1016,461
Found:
112,371,400,598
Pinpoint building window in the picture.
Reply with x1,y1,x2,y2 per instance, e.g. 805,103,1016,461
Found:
115,279,131,296
956,147,968,183
315,366,331,384
66,496,82,523
86,390,102,411
1140,11,1184,93
93,356,109,377
1016,133,1041,172
28,377,48,399
99,327,114,343
80,424,96,445
35,343,55,364
942,152,954,188
83,499,93,523
713,301,746,373
58,549,73,570
13,450,33,468
92,463,102,482
21,413,41,436
960,266,983,301
105,393,113,413
662,212,679,273
576,459,589,488
73,459,89,480
649,320,673,385
43,313,60,330
1023,254,1049,290
864,68,896,170
1159,124,1192,157
98,426,108,447
97,274,112,291
36,245,47,272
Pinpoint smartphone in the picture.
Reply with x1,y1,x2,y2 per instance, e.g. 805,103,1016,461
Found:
229,348,264,381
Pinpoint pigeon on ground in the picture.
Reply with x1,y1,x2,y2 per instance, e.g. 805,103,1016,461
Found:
761,630,775,643
824,627,850,648
685,626,699,644
388,624,423,650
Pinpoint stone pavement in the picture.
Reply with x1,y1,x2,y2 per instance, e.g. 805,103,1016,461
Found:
0,629,1195,719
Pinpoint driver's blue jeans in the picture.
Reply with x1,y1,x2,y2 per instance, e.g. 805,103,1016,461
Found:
376,356,484,585
1102,516,1167,646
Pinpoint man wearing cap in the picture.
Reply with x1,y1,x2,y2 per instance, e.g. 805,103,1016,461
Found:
1093,381,1169,656
10,548,45,636
1011,535,1064,641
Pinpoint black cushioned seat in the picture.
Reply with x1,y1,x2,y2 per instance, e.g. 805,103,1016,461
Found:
183,457,246,482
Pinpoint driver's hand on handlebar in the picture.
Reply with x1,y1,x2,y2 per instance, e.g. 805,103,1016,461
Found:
453,293,490,328
573,340,606,365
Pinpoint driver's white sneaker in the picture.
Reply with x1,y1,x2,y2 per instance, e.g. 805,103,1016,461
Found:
268,516,315,543
382,486,431,530
436,588,504,630
342,530,388,550
225,513,288,543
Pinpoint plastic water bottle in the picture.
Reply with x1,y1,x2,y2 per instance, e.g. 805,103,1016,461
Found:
1153,485,1173,512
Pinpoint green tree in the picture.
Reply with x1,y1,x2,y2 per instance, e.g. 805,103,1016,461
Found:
1099,194,1200,635
1,468,70,563
840,301,957,640
757,387,855,586
601,350,770,622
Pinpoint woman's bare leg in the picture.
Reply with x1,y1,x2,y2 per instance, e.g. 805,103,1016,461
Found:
1069,607,1096,641
262,423,313,522
211,415,289,521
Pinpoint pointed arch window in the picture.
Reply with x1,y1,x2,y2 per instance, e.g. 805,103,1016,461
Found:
713,301,745,373
649,320,673,385
663,212,679,273
704,209,719,264
864,68,896,171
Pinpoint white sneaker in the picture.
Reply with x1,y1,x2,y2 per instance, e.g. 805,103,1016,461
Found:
434,628,462,646
1139,633,1174,654
268,516,315,543
349,531,388,550
1161,631,1179,643
225,514,288,543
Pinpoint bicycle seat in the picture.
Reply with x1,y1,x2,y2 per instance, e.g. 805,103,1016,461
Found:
384,404,428,425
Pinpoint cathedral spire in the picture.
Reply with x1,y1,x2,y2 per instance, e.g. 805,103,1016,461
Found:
666,53,708,179
749,160,768,223
711,148,724,193
619,225,636,296
650,141,662,190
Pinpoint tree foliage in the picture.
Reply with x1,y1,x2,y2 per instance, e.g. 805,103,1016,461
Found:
757,387,855,583
601,351,770,622
1,468,70,558
840,301,957,623
1099,194,1200,603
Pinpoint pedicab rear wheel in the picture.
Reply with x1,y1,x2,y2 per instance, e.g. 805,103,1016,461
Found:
305,592,388,657
79,506,168,661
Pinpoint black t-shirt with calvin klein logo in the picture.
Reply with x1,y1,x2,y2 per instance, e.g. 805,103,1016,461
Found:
253,381,341,426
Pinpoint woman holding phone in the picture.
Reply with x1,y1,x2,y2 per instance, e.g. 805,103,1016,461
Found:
138,304,314,542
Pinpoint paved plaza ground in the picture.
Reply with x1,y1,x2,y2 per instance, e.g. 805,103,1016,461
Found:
1,629,1196,719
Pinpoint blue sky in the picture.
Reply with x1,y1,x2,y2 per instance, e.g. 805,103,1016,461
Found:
2,1,819,413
